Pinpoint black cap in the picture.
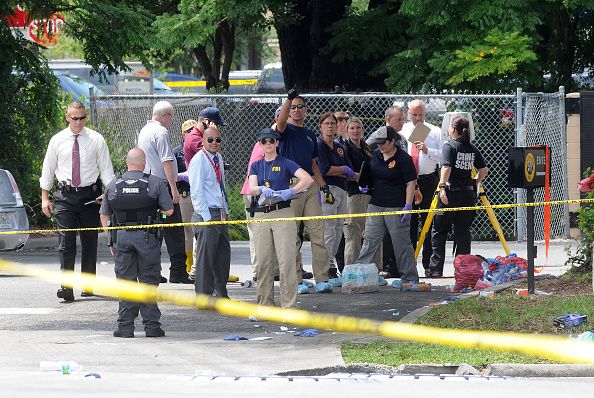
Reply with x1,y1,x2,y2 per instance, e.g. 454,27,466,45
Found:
257,128,280,140
199,107,227,126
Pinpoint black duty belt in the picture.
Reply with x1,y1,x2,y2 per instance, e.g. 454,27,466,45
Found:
417,170,438,180
247,201,291,213
57,182,98,193
448,186,475,192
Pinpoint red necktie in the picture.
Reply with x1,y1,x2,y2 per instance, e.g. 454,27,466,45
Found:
72,135,81,187
410,142,420,175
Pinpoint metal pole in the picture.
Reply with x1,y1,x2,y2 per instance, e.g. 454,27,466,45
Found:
516,88,526,240
526,187,535,294
89,86,96,128
559,86,570,237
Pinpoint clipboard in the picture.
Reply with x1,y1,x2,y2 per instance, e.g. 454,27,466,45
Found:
408,123,430,143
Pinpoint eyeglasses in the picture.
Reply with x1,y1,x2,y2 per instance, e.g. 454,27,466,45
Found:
207,137,222,143
259,138,276,145
69,114,87,121
290,104,306,110
322,121,337,126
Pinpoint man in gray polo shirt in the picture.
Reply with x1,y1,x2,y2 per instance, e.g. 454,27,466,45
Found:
137,101,192,284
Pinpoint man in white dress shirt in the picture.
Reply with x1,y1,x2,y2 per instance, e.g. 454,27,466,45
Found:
400,99,444,276
40,101,115,302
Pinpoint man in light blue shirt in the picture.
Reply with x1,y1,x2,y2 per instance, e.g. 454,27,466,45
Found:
188,127,230,297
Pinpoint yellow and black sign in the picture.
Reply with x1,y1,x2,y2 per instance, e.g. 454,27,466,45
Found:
508,146,549,188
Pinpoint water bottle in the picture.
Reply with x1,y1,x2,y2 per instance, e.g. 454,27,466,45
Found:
40,361,82,375
576,331,594,341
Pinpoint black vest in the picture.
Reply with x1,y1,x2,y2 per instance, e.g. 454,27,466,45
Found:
110,174,158,226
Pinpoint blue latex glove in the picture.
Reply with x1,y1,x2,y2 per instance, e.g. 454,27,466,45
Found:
279,187,296,202
178,172,189,183
259,186,274,199
343,165,355,179
359,185,368,194
400,203,413,223
294,328,321,337
224,335,248,341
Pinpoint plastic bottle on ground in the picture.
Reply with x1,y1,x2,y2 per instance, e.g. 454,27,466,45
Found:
40,361,82,375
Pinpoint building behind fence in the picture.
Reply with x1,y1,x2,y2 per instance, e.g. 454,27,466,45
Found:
90,90,568,241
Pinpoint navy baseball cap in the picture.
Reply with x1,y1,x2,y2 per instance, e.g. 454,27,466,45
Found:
257,128,280,140
199,107,227,126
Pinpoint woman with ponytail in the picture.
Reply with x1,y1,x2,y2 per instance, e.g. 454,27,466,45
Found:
427,116,488,277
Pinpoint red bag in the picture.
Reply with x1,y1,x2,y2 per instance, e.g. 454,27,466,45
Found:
496,255,528,271
454,254,484,292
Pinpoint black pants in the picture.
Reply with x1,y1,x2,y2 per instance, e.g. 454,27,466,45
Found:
428,190,477,275
114,230,162,333
410,171,440,270
53,188,101,285
162,202,187,277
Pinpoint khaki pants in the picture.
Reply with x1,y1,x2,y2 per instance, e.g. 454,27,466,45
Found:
344,194,382,270
179,193,196,276
244,194,279,276
290,184,329,283
253,206,298,308
321,185,347,265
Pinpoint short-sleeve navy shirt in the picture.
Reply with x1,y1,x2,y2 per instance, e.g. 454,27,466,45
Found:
278,123,318,175
344,140,371,196
364,147,417,208
317,139,352,190
250,156,300,192
441,140,486,188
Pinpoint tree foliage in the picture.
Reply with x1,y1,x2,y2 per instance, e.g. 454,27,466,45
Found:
153,0,268,90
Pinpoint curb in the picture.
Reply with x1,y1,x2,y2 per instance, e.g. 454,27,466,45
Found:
279,363,594,378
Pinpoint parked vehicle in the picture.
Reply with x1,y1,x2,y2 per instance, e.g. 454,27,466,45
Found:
0,169,29,251
254,63,284,94
54,71,105,105
49,59,172,95
154,73,206,94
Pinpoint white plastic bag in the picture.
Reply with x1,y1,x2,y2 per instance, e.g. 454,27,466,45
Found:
341,263,379,294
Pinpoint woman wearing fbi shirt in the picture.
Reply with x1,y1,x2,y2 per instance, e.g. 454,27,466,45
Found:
355,126,419,283
427,116,488,277
248,128,313,309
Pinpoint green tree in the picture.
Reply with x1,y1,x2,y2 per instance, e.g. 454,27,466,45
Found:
1,1,158,223
153,0,268,91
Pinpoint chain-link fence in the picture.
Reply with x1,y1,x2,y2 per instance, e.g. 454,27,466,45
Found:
516,88,569,240
90,91,569,241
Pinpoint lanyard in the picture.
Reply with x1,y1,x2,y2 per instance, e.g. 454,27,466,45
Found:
201,148,227,205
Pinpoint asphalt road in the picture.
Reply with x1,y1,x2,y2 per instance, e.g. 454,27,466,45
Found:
1,239,589,397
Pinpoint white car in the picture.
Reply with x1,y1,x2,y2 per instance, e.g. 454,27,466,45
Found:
0,169,29,251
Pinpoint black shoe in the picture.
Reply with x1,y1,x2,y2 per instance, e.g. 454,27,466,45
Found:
160,276,168,283
81,290,94,297
327,268,339,279
57,288,74,302
113,330,134,338
301,270,314,280
428,270,443,278
379,271,399,279
146,328,165,338
169,274,193,284
274,274,280,281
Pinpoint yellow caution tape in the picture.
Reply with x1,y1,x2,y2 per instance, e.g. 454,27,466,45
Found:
163,79,257,88
1,259,593,364
2,197,593,236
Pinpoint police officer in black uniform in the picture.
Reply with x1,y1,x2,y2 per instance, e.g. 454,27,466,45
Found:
427,116,488,277
100,148,174,338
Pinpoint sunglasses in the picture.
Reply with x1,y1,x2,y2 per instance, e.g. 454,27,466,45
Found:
259,138,276,145
69,114,87,121
290,104,306,110
207,137,222,143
